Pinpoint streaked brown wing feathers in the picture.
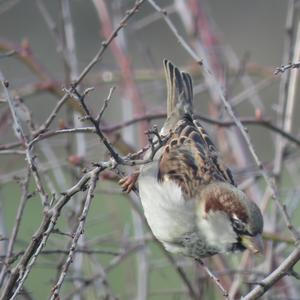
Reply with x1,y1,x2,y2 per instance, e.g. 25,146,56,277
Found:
158,116,235,199
193,119,235,186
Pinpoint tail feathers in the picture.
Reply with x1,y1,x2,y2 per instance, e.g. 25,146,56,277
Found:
163,59,193,118
180,71,193,115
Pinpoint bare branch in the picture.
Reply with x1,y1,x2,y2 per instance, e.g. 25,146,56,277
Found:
147,0,202,65
274,62,300,74
36,0,146,135
50,168,101,299
0,169,30,286
0,71,49,207
196,259,229,299
0,163,108,300
96,86,116,124
242,246,300,300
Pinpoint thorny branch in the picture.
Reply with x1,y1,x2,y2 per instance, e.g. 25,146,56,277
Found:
1,1,300,300
0,163,105,299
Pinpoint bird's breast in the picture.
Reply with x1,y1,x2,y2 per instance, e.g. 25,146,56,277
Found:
138,172,197,254
138,162,238,257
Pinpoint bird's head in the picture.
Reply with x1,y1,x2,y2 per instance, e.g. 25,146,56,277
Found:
197,182,264,255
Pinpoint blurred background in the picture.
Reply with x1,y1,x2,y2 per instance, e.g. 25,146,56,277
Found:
0,0,300,299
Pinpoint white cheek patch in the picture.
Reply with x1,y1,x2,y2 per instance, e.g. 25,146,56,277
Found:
197,211,237,252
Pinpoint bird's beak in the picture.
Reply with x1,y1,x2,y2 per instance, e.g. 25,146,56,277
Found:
241,234,264,254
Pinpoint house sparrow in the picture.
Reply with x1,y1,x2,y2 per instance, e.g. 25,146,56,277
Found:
120,60,263,258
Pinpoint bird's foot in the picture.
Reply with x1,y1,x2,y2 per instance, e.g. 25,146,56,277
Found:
119,171,139,193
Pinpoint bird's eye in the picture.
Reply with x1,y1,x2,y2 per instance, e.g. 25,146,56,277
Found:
232,218,245,232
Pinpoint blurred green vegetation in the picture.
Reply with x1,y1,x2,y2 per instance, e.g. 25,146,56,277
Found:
1,179,198,299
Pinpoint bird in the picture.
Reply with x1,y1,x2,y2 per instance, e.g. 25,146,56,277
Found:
120,60,263,259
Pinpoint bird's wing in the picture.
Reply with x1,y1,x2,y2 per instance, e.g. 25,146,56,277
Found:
158,60,235,199
192,118,236,187
158,114,235,200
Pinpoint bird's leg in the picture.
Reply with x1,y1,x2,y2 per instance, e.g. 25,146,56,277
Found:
119,171,140,193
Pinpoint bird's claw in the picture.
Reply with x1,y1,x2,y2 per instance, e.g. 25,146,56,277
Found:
119,172,139,193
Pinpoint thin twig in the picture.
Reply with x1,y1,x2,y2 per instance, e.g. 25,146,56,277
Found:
69,87,123,164
267,2,297,298
25,113,300,149
35,0,68,62
274,62,300,74
96,86,116,123
63,243,145,300
0,169,30,287
0,149,26,155
0,71,49,207
36,0,146,135
196,259,229,299
147,0,202,65
0,49,15,59
50,168,101,299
